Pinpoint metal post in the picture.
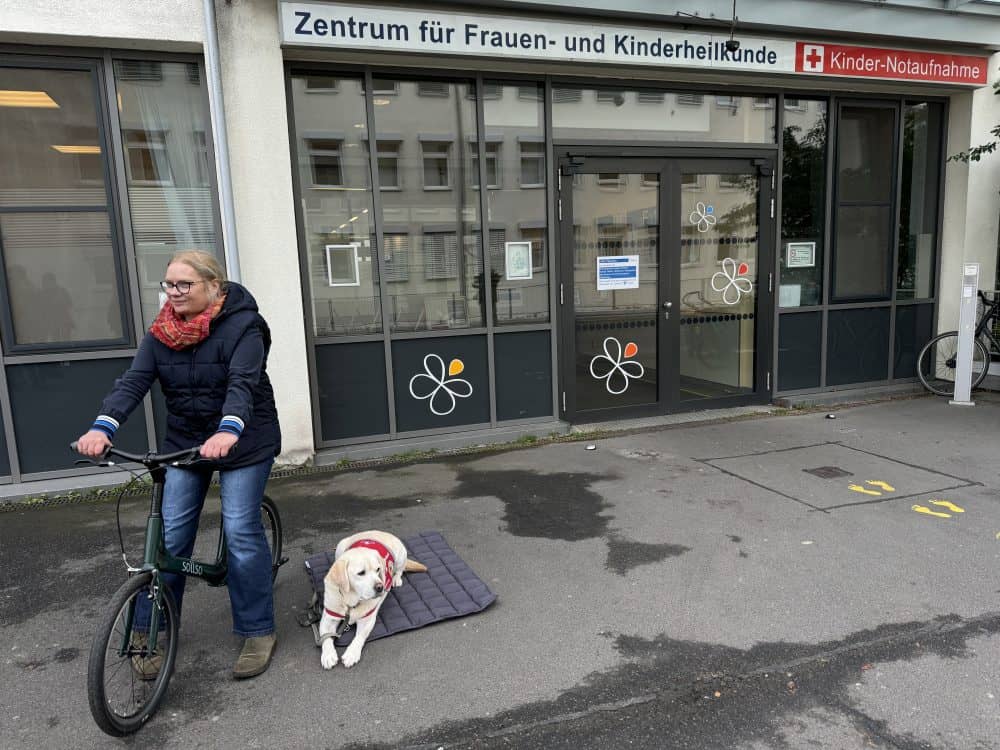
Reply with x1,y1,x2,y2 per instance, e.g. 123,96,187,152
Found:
202,0,241,283
950,262,980,406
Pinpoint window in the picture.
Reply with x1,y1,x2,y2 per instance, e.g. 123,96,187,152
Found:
417,81,449,97
305,76,338,92
376,141,401,189
519,142,545,187
185,63,200,85
598,173,625,189
117,60,163,82
517,86,543,101
382,234,410,281
641,173,660,188
192,131,211,187
424,232,460,279
307,139,343,187
832,103,897,301
552,88,582,103
362,78,399,95
716,96,739,109
897,102,943,301
422,141,451,189
718,174,743,190
597,90,627,105
676,93,704,106
753,97,775,109
784,98,806,111
681,173,703,190
637,91,666,104
124,130,172,185
471,141,500,188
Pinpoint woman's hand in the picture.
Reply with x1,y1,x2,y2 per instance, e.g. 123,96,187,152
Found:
201,432,239,460
75,429,112,458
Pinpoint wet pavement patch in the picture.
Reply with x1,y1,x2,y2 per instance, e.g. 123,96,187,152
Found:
605,535,690,575
450,468,616,541
348,611,1000,749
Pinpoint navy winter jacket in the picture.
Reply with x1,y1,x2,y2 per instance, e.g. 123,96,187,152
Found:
93,283,281,469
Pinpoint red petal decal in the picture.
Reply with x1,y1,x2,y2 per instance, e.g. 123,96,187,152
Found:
738,262,749,276
623,342,638,358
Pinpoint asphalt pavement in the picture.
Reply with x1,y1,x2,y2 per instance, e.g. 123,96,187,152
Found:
3,392,1000,749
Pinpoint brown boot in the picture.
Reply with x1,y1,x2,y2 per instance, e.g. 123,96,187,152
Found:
130,631,162,681
233,634,276,679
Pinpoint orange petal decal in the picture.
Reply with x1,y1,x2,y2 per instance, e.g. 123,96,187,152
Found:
623,342,638,358
738,262,749,276
448,358,465,376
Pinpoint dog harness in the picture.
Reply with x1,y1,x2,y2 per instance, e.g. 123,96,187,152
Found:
323,539,396,632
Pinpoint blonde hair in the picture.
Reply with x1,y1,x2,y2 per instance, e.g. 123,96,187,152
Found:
168,250,228,300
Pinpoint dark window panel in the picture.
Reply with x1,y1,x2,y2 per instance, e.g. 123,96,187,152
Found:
495,331,552,421
833,204,892,300
893,303,935,379
315,342,390,441
392,336,489,432
7,359,149,475
897,102,943,301
826,308,890,386
777,312,822,391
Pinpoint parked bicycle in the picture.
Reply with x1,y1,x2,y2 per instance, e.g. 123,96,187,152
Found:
75,443,287,736
917,289,999,396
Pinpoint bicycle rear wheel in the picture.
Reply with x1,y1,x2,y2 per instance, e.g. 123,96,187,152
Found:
87,572,179,736
917,331,990,396
261,494,284,582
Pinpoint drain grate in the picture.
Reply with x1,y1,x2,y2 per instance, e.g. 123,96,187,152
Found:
803,466,853,479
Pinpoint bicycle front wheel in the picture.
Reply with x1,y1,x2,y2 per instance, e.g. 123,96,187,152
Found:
261,494,284,583
87,572,179,736
917,331,990,396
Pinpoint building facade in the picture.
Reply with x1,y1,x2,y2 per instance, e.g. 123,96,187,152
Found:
1,0,999,487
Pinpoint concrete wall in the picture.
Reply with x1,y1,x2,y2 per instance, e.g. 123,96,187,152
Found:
215,0,314,466
0,0,204,50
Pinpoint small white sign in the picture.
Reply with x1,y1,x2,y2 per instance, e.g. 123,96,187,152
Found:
786,242,816,268
505,241,533,280
779,284,802,307
325,243,361,286
596,255,639,290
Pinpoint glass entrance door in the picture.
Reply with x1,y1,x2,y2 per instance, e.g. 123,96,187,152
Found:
558,155,773,420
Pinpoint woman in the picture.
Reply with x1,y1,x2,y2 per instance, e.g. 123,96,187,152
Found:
76,250,281,680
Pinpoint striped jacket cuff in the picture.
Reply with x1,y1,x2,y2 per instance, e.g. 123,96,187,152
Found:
92,415,120,438
217,415,245,437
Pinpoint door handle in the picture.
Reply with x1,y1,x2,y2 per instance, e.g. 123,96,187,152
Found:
663,300,672,319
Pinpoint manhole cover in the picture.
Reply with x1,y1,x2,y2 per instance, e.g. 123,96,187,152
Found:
803,466,853,479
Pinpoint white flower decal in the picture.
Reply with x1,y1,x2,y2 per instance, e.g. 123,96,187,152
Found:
589,337,645,395
711,257,754,305
409,354,473,416
689,201,717,233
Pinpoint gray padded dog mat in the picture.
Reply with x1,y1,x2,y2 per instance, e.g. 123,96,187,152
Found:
302,531,497,647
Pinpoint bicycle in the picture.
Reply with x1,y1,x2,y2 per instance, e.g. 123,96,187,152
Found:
74,443,288,736
917,289,1000,396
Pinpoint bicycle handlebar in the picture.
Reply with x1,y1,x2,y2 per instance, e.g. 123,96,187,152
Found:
70,442,202,468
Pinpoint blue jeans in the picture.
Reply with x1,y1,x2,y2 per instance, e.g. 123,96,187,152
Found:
137,458,275,637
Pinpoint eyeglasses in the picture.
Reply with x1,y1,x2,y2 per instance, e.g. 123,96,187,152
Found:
159,280,204,295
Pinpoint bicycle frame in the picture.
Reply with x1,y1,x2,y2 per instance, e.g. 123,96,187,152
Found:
975,291,1000,353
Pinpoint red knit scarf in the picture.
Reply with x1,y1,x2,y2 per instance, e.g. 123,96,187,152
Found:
150,296,226,350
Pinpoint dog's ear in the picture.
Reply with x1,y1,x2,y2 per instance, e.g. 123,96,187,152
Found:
328,557,351,597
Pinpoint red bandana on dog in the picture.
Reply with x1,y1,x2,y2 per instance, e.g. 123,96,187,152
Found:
150,295,226,351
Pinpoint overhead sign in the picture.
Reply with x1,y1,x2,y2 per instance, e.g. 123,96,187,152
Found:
279,2,989,86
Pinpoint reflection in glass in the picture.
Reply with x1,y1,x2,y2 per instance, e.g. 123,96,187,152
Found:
373,80,483,332
0,67,107,208
679,172,758,400
290,75,380,336
1,211,125,346
572,174,658,411
779,100,826,307
114,61,221,326
553,89,775,143
897,102,943,301
484,82,549,325
832,104,895,301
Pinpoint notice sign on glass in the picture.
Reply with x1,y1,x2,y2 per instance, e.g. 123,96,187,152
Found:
596,255,640,290
505,241,532,280
786,241,816,268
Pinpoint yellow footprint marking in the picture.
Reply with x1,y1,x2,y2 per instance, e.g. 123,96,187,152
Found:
866,480,895,492
912,504,951,518
929,500,964,513
849,484,882,496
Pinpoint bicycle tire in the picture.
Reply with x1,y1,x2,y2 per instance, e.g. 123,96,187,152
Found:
916,331,990,396
87,572,179,736
261,494,283,583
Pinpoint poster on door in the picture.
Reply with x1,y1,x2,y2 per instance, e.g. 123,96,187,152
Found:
596,255,640,290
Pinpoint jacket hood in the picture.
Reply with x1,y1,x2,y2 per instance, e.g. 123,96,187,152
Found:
218,282,260,319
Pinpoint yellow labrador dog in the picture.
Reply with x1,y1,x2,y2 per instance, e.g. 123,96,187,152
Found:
319,531,427,669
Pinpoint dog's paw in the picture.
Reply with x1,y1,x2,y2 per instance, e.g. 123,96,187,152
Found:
341,645,362,668
320,643,339,670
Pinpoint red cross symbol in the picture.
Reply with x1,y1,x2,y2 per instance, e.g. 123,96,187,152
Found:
802,45,824,72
